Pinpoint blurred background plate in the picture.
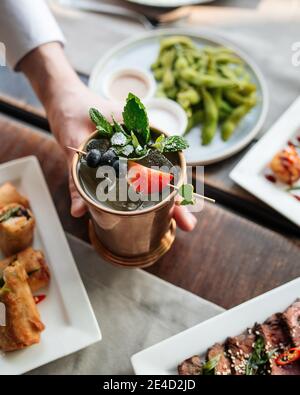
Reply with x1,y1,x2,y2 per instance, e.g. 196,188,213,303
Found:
125,0,214,7
89,29,268,165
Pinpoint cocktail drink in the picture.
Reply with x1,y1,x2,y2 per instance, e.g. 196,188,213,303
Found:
72,94,192,268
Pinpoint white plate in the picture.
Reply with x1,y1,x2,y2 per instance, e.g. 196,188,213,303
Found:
230,96,300,228
89,29,268,165
126,0,214,8
0,156,101,375
131,277,300,375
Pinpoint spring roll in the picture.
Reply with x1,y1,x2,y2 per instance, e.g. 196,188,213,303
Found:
0,247,50,292
0,182,29,209
0,203,35,256
0,261,45,352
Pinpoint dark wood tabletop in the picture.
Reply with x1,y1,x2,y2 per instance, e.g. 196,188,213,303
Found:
0,113,299,309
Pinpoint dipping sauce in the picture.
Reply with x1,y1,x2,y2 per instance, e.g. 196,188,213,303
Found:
106,69,154,102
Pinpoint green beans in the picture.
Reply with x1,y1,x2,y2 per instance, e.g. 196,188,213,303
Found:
201,88,218,145
221,101,256,141
151,36,258,145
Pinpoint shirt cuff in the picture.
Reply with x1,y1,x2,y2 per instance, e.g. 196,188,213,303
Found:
0,0,66,70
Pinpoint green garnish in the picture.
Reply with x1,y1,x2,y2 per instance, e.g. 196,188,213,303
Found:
151,135,189,153
287,186,300,191
113,144,135,157
179,184,196,206
89,108,113,137
202,354,221,375
89,93,189,161
245,336,277,375
123,93,150,146
163,136,189,152
0,207,21,223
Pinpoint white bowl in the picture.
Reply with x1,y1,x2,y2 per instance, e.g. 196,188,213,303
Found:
145,98,188,136
103,68,156,103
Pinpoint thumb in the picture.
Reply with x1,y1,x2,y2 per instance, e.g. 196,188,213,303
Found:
69,173,87,218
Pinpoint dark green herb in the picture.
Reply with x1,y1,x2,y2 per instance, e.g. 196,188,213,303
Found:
151,135,189,153
0,207,21,223
163,136,189,152
112,117,129,137
123,93,150,145
151,135,166,153
113,145,134,157
179,184,196,206
245,336,277,375
202,354,221,375
89,108,113,136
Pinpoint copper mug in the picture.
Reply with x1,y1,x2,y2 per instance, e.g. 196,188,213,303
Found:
72,128,186,268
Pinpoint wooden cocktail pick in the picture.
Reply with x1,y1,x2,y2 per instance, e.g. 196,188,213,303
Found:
67,146,216,204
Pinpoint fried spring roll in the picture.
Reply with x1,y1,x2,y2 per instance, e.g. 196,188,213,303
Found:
0,182,29,209
0,247,50,292
0,203,35,256
0,261,45,352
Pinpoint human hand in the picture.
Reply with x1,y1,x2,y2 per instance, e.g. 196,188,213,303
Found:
19,43,197,231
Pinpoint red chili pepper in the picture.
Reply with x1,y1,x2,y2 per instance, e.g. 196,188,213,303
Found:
275,347,300,366
34,294,46,304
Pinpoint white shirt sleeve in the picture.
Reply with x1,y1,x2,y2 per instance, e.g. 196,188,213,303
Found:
0,0,65,69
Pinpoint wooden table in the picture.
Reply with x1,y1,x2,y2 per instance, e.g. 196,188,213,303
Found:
0,109,299,310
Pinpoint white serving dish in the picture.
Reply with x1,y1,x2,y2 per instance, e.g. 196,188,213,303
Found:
0,156,101,375
230,96,300,228
131,277,300,375
89,29,268,165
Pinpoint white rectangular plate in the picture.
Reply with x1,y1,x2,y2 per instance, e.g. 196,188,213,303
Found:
230,96,300,227
0,156,101,375
131,277,300,375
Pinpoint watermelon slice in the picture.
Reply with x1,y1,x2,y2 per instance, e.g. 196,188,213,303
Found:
127,161,174,194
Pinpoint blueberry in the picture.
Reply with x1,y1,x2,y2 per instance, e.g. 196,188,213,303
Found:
86,138,110,154
101,149,117,166
86,149,102,168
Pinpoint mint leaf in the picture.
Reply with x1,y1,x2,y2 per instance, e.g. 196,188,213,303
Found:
96,126,113,138
123,93,150,145
112,117,130,137
130,132,148,157
151,134,166,152
131,132,141,150
178,184,195,206
163,136,189,152
111,132,129,147
89,108,113,136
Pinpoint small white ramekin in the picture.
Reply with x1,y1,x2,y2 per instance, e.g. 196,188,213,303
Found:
145,98,188,136
103,68,156,103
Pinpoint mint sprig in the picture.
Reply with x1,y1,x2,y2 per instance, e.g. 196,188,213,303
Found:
151,135,189,153
123,93,150,146
90,108,113,137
